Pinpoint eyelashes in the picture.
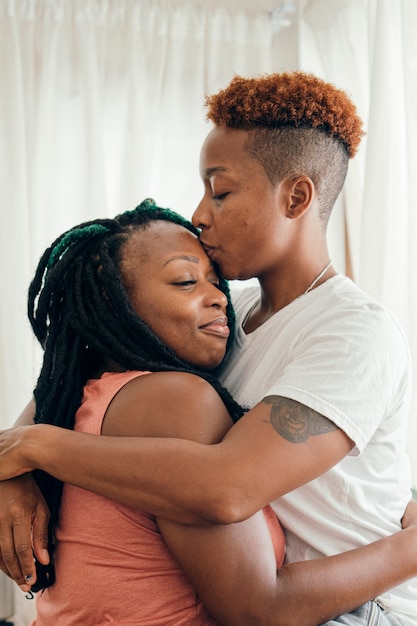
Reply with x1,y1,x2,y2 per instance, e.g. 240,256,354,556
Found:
212,192,229,201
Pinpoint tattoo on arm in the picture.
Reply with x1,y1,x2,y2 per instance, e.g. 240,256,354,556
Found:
263,395,338,443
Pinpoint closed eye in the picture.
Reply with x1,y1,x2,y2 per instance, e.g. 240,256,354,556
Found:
213,192,229,201
172,280,197,287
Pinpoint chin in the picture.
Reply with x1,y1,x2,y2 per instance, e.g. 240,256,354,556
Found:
219,265,251,282
193,356,225,371
204,361,224,371
218,267,238,281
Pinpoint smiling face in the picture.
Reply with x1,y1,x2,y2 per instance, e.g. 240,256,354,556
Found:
193,126,290,281
119,220,230,370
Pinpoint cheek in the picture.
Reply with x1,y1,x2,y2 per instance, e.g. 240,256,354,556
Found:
215,216,246,249
131,299,177,347
148,308,196,350
131,300,155,328
227,220,258,253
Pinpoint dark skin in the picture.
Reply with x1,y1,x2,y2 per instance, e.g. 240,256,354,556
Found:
264,396,339,442
0,129,416,622
2,395,417,626
0,390,417,623
0,398,348,588
3,223,417,625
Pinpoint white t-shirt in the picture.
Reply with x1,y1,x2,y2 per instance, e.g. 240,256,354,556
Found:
220,274,417,623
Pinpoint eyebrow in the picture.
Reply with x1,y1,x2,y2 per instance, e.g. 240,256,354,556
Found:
163,255,200,267
203,166,229,178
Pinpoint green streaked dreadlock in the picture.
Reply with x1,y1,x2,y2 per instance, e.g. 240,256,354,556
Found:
29,197,243,590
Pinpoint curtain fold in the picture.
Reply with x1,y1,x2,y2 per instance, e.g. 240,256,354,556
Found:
1,1,417,621
0,0,274,427
298,0,417,487
1,0,416,482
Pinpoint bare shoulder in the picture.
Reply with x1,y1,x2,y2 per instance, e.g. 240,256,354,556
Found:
102,371,233,443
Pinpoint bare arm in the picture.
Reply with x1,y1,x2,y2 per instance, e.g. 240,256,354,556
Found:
159,509,417,626
100,372,417,626
1,385,417,621
0,392,415,604
0,396,353,524
0,399,50,590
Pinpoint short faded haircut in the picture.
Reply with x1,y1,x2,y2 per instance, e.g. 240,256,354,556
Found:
205,72,365,224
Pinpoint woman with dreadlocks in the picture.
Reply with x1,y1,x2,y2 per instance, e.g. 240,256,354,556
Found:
12,197,272,624
19,197,254,623
1,199,417,625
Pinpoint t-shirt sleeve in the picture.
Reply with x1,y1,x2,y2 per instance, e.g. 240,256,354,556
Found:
266,306,411,453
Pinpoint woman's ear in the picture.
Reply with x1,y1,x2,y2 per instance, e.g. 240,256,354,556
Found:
286,176,314,219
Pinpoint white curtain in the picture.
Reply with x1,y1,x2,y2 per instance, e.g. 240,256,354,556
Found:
1,0,416,491
0,0,275,420
1,0,417,621
1,0,416,497
297,0,417,494
0,1,278,620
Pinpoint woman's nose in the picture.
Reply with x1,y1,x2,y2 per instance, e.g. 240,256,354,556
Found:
192,198,209,230
207,282,228,309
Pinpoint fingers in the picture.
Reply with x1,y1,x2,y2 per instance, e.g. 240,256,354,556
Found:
0,512,35,590
32,516,50,565
0,475,50,589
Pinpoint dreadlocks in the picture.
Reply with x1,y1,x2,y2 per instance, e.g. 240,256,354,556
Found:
28,198,244,589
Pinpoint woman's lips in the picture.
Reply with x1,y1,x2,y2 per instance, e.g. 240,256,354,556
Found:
201,241,217,261
201,316,230,338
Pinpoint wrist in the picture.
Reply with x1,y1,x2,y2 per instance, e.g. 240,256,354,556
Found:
21,424,52,472
0,424,52,480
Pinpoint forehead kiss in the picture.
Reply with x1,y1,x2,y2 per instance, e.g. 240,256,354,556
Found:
194,126,281,281
119,220,231,370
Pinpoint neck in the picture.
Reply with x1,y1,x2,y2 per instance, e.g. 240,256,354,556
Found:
92,356,127,378
244,259,337,334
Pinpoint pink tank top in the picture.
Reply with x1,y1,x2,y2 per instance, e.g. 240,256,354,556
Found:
32,371,285,625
